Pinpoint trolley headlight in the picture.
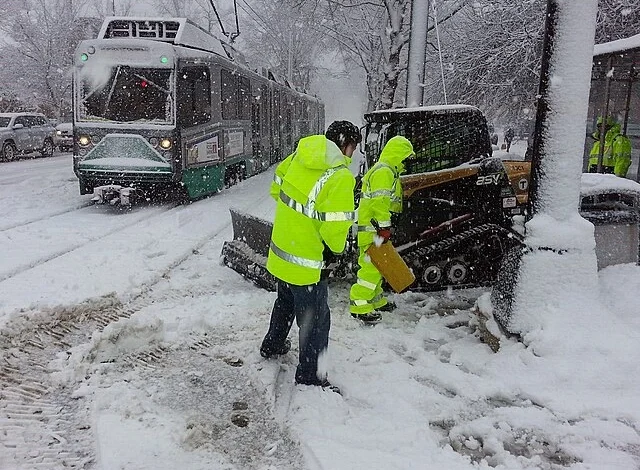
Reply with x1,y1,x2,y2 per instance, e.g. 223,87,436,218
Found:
159,138,172,150
56,130,62,135
78,135,90,146
149,137,159,147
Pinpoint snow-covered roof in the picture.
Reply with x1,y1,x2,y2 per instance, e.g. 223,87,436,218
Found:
593,33,640,57
368,104,480,115
98,17,229,60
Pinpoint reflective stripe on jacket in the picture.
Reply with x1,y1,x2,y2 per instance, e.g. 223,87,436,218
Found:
357,136,414,247
267,135,356,285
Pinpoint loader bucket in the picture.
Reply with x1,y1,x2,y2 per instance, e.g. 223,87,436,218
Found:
221,208,277,291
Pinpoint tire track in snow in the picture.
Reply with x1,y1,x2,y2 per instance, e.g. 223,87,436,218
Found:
0,191,272,468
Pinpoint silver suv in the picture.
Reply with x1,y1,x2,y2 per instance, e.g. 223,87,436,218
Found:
0,112,56,161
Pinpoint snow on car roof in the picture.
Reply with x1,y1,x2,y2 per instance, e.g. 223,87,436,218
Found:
593,33,640,57
0,112,46,117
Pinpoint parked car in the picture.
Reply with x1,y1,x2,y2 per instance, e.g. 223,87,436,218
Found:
0,112,56,161
55,122,73,152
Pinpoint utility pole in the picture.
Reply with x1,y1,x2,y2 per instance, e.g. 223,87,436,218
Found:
491,0,600,336
525,0,556,220
112,0,116,15
406,0,430,107
287,29,293,84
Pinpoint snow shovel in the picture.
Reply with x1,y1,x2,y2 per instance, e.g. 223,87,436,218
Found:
367,219,416,293
221,208,277,291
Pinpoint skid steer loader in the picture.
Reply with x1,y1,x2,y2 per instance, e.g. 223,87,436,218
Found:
221,104,531,292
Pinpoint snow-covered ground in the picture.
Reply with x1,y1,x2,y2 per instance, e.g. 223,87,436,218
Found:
1,154,639,469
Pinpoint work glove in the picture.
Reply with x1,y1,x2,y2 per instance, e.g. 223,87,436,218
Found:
376,228,392,243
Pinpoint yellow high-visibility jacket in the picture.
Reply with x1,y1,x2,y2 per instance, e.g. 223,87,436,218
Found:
267,135,356,285
589,123,632,177
357,136,415,247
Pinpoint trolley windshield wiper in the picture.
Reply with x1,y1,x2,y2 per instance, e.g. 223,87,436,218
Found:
103,65,123,116
80,65,120,105
132,73,171,96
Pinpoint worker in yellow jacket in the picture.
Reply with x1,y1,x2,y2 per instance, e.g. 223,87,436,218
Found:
588,116,632,177
350,135,415,323
260,121,360,393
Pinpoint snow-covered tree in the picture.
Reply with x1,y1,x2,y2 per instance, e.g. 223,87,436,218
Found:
423,0,639,123
0,93,26,112
90,0,134,17
299,0,466,111
235,0,329,91
0,0,98,117
153,0,235,36
321,0,411,111
596,0,640,43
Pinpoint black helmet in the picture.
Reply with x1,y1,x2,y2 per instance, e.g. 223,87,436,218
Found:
325,120,362,149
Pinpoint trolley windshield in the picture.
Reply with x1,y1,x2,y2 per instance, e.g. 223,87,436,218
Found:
77,66,174,125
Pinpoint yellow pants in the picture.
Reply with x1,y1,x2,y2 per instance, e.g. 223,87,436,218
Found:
349,245,388,314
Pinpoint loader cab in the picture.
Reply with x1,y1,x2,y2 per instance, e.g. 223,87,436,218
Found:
362,105,493,175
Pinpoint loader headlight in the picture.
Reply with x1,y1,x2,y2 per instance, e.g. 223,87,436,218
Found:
78,135,90,146
159,138,172,150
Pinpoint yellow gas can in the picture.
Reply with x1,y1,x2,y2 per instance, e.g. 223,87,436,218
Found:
366,242,416,293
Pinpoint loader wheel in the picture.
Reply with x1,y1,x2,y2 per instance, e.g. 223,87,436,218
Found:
445,260,468,284
2,141,17,162
422,265,443,286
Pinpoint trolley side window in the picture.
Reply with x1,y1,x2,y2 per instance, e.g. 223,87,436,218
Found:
178,66,211,128
221,69,251,120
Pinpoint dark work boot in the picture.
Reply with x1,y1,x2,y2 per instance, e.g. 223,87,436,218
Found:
351,312,383,324
376,301,397,312
295,377,341,394
260,338,291,359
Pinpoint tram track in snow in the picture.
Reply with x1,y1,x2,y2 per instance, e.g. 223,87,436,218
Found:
0,191,272,468
0,202,96,233
0,202,181,284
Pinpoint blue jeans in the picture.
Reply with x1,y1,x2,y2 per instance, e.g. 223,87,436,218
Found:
262,279,330,384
